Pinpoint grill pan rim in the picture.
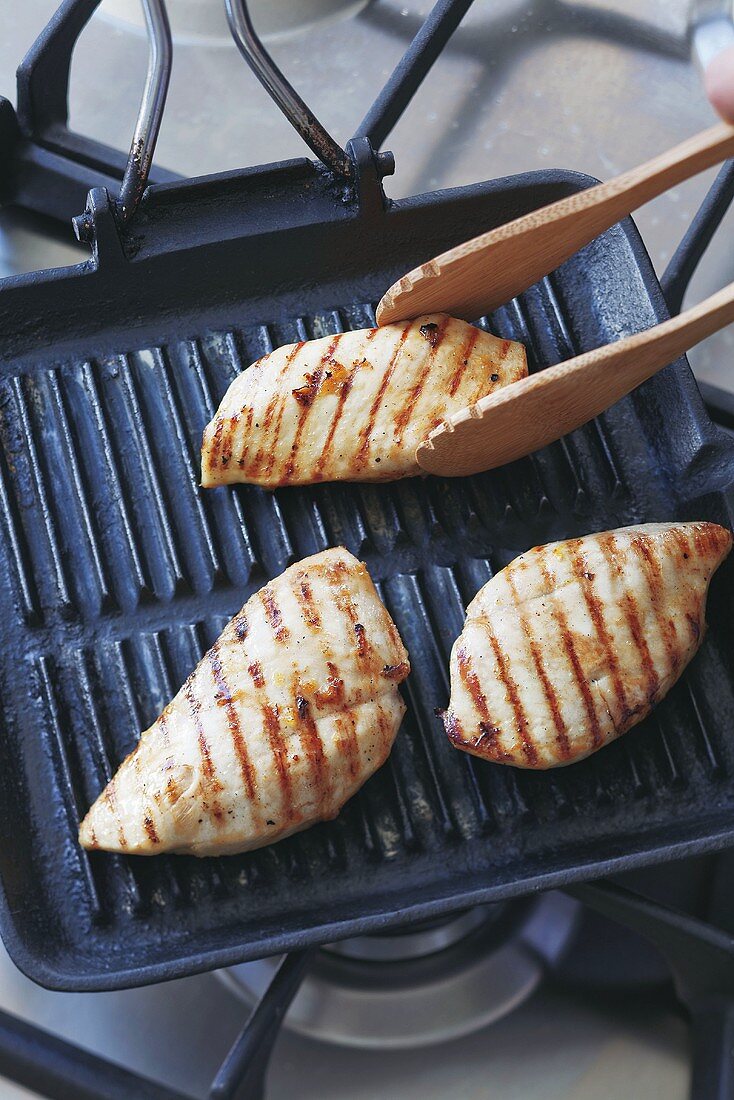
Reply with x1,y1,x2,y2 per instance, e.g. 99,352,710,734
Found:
0,163,733,992
4,824,734,992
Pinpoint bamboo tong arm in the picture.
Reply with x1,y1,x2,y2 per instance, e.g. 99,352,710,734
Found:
377,122,734,324
416,281,734,477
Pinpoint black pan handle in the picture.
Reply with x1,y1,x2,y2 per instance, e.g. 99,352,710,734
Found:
17,0,172,225
661,158,734,315
16,0,100,138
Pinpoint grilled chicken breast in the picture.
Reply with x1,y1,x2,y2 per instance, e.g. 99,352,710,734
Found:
201,314,526,488
444,522,732,769
79,549,409,856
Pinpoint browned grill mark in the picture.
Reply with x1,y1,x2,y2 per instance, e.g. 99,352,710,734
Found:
454,646,502,757
233,611,249,642
326,561,375,666
481,622,539,766
500,339,512,360
251,341,307,476
261,587,289,643
353,622,367,657
219,412,238,467
293,573,322,628
313,356,362,477
394,316,452,443
165,773,182,804
694,522,729,560
713,524,734,556
630,536,678,664
248,392,280,475
536,557,604,751
102,778,128,849
670,527,692,561
354,322,412,469
374,703,390,747
299,570,348,711
314,660,345,709
692,524,709,558
506,571,572,760
448,326,481,397
261,702,295,820
143,815,160,845
570,548,628,716
184,678,225,822
292,372,322,406
294,691,330,809
283,334,343,481
129,744,162,847
208,645,258,802
205,416,226,471
328,556,349,577
335,708,360,780
248,660,264,688
445,708,506,757
603,534,659,701
382,661,410,681
235,408,255,469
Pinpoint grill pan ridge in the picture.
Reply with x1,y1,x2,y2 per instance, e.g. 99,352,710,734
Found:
0,157,733,991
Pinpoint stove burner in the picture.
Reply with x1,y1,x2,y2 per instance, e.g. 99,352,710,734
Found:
218,893,579,1049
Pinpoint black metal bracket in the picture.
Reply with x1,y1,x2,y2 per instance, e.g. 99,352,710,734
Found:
3,0,733,310
354,0,476,149
662,159,734,316
1,0,175,230
210,950,314,1100
568,880,734,1100
701,380,734,432
0,949,314,1100
0,0,478,230
0,1006,192,1100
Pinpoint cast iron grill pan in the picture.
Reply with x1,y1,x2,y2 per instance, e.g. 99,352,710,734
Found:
0,165,733,990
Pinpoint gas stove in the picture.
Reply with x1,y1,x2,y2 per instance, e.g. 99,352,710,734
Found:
1,2,734,1098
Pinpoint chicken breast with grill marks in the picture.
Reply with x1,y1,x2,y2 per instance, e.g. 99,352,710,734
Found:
444,522,732,769
201,314,526,488
79,548,409,856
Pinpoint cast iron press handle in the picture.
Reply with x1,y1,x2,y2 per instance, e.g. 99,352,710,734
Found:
224,0,353,181
16,0,172,231
223,0,478,184
77,0,171,231
115,0,172,224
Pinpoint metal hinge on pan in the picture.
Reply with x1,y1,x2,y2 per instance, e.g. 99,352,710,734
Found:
0,0,479,239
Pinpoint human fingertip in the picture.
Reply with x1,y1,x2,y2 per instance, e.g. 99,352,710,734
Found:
705,44,734,123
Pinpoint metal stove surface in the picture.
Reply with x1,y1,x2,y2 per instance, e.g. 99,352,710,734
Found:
2,0,734,391
0,928,690,1100
0,1,731,1097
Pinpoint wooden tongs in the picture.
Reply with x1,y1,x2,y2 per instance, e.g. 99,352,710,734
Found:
376,123,734,477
